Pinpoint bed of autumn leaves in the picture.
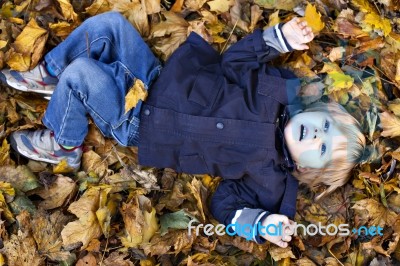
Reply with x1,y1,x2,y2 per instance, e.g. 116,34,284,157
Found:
0,0,400,265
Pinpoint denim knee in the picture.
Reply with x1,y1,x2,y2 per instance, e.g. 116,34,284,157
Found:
83,11,127,33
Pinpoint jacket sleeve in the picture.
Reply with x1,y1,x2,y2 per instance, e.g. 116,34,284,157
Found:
210,179,270,244
221,24,293,86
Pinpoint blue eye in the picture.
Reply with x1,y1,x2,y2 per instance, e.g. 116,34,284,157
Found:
324,120,330,131
321,143,326,155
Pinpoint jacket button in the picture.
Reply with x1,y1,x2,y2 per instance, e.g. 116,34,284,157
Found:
144,109,150,116
216,122,224,129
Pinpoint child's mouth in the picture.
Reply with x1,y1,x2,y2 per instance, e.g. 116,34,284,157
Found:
299,124,306,141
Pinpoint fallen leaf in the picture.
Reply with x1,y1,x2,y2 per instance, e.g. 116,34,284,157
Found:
0,165,40,192
184,0,208,11
53,159,76,174
352,198,397,228
254,0,301,10
76,253,97,266
0,139,14,167
363,12,392,37
31,210,73,261
49,21,75,38
56,0,79,22
207,0,234,13
326,71,354,92
379,111,400,138
268,245,296,261
82,150,108,178
103,251,134,266
2,211,44,266
143,229,196,256
120,165,159,191
150,11,189,60
35,175,77,210
267,10,280,28
61,187,110,250
85,0,112,16
328,47,345,62
110,0,150,37
186,178,208,222
304,3,325,34
160,209,198,236
6,18,48,71
143,0,161,14
125,78,148,114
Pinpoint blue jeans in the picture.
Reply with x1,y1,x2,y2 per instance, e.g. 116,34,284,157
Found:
42,12,161,147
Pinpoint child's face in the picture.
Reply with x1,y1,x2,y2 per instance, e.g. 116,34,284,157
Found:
284,111,348,169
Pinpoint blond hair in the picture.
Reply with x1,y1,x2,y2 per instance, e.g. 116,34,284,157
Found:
291,101,366,200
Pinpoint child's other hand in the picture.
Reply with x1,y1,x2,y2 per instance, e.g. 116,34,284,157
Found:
282,17,314,50
260,214,294,248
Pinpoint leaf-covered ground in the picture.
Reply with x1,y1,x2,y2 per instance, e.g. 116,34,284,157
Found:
0,0,400,265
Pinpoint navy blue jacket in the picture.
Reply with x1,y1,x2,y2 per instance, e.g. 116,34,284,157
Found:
138,28,301,242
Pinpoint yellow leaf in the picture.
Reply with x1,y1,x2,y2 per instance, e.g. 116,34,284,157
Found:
82,150,108,178
207,0,234,13
0,182,15,197
49,21,75,38
0,254,4,266
6,19,48,71
53,159,75,174
120,199,144,248
35,175,77,210
125,78,148,114
254,0,301,10
0,192,14,222
0,41,7,49
62,187,106,249
143,207,159,243
388,99,400,116
379,111,400,138
13,19,47,55
56,0,79,22
268,246,296,261
352,0,376,13
150,11,189,60
364,12,392,36
85,0,112,16
267,10,280,28
0,139,14,167
327,71,354,91
304,3,325,34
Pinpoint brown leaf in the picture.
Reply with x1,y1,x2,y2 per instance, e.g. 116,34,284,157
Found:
143,229,196,256
0,165,40,192
85,0,112,16
35,175,77,210
103,251,134,266
268,246,296,261
186,178,208,222
352,198,397,228
76,253,97,266
2,211,44,266
6,18,48,71
61,187,108,249
184,0,208,11
56,0,79,22
110,0,150,37
31,210,73,261
143,0,160,14
379,111,400,138
150,11,189,60
82,150,109,178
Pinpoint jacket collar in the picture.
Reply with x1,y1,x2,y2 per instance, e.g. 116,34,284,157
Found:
275,104,303,171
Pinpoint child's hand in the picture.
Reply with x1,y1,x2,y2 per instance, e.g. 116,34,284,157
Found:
260,214,294,248
282,17,314,50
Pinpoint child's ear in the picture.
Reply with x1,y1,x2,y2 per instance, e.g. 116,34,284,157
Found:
296,165,311,173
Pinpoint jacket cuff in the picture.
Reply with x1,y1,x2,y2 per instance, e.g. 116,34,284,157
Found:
229,208,270,244
262,23,294,53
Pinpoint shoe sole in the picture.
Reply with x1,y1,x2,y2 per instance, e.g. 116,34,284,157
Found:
9,136,79,169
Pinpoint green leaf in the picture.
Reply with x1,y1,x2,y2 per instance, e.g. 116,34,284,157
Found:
159,209,199,236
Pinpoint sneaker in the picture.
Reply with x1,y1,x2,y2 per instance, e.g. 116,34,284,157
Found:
9,129,82,170
0,61,58,95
